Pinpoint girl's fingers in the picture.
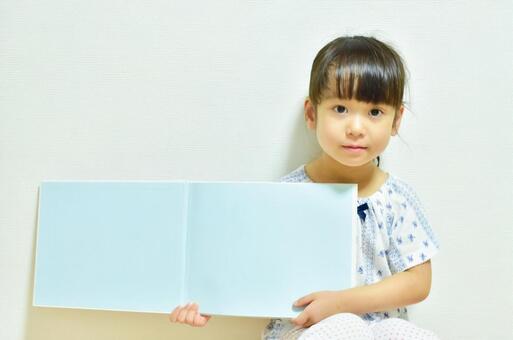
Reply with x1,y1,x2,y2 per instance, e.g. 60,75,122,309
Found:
189,303,211,327
295,293,315,307
185,303,197,325
169,305,182,322
176,303,191,323
170,302,211,327
193,313,208,327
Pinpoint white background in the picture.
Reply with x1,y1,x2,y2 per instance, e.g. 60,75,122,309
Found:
1,1,512,339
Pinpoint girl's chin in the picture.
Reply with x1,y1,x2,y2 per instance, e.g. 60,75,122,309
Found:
331,159,376,168
321,149,378,168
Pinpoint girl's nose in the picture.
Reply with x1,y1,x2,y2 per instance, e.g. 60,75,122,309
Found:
345,114,364,137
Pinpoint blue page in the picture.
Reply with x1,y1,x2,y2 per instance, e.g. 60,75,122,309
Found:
34,181,356,317
185,182,356,318
34,181,187,313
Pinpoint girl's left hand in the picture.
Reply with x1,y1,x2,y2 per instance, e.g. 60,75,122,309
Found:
291,290,343,328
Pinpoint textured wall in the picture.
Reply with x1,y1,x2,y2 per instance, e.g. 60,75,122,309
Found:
1,1,512,339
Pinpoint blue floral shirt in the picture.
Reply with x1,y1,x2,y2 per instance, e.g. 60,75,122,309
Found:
263,164,440,337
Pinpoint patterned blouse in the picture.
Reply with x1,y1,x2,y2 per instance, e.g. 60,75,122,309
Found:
263,164,440,338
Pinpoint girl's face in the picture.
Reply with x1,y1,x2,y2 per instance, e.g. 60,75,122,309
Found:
305,96,403,168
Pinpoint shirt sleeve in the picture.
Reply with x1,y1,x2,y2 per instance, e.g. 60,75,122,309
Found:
386,182,440,273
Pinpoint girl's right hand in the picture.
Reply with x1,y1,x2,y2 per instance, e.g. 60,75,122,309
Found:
169,302,211,327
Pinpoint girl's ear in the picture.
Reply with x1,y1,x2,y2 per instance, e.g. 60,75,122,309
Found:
304,98,317,130
391,105,404,136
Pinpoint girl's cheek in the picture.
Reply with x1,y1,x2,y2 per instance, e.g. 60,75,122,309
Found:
374,133,392,153
316,126,338,151
323,125,342,144
323,118,342,136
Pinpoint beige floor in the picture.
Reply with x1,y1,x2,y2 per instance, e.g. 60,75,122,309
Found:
24,308,271,340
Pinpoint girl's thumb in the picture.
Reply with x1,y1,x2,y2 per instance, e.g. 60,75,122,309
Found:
292,313,307,326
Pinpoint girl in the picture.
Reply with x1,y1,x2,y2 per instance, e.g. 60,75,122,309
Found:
169,35,440,340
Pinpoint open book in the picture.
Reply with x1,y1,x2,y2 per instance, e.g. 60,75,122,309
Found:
33,180,357,318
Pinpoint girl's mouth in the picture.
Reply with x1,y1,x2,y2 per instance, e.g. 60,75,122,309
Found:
342,145,367,153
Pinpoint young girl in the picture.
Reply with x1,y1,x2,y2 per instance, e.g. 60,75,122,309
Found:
169,35,440,340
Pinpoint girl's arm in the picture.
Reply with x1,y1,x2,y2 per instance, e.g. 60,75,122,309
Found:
292,260,432,328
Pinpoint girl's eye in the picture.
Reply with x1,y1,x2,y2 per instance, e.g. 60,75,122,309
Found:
334,105,348,114
369,109,383,117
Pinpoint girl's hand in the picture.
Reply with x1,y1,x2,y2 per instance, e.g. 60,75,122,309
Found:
291,290,343,328
169,302,211,327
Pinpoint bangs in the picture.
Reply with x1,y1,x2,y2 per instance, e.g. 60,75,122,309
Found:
310,36,406,109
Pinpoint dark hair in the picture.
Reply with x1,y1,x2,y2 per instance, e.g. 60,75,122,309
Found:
309,36,406,110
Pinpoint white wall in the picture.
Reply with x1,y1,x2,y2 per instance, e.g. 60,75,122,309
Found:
1,1,512,339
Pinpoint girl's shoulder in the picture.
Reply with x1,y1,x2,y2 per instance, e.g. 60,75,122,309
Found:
376,174,424,206
365,174,430,226
375,173,417,198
